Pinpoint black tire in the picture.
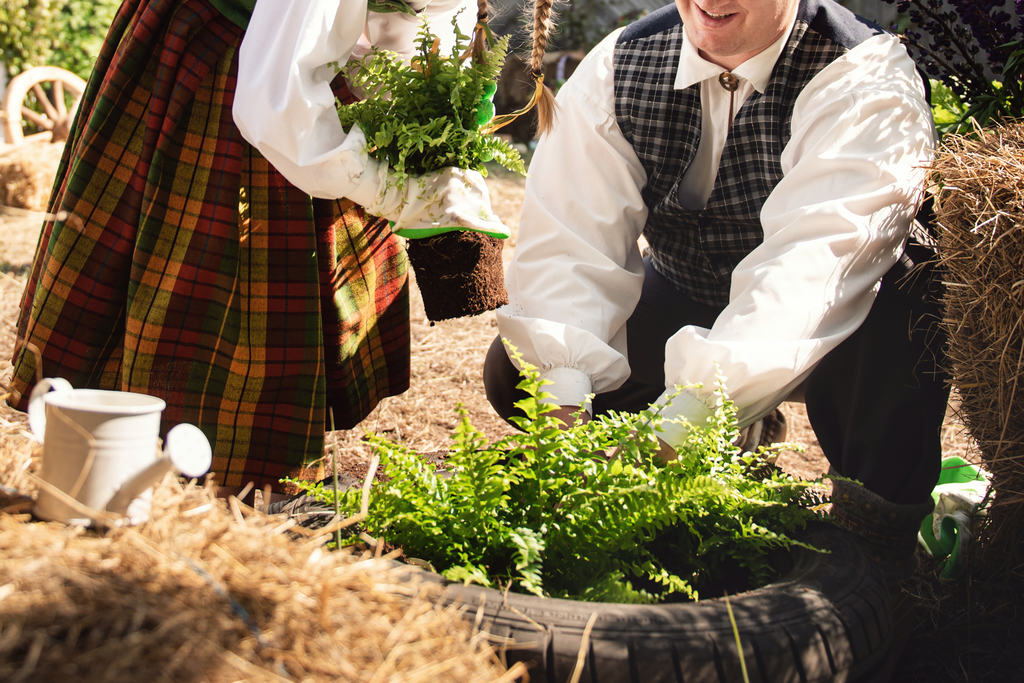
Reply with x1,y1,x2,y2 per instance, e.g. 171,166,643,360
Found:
422,522,892,683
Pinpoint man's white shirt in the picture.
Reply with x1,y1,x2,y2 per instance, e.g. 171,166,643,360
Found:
497,17,935,446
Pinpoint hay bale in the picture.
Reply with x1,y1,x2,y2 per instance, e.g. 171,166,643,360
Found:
0,476,517,682
932,122,1024,567
0,141,64,211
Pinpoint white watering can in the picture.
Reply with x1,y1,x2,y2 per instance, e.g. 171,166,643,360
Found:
28,378,212,526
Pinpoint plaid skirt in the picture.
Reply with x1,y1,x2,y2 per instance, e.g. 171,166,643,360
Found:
11,0,411,490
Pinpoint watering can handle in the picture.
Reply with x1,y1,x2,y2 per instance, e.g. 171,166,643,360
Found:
27,377,75,443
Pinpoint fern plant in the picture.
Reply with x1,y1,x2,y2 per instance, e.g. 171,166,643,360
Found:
295,345,827,604
337,16,526,193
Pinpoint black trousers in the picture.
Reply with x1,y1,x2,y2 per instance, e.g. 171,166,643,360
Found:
484,243,949,506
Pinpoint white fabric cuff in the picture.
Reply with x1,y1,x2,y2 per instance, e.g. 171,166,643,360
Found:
537,367,593,413
651,388,716,448
364,11,422,62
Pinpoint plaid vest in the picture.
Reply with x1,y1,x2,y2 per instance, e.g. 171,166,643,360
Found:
613,0,884,307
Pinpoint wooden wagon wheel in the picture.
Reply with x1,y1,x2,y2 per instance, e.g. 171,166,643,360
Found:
2,66,87,146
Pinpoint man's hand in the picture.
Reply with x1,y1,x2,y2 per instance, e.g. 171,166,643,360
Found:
548,404,678,464
548,405,590,428
652,438,677,464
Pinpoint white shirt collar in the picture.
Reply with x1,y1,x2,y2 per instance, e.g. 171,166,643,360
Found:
674,15,797,93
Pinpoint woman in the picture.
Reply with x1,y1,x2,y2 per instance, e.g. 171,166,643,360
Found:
10,0,506,496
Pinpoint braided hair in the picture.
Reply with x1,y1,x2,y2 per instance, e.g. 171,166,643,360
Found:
479,0,559,138
527,0,558,136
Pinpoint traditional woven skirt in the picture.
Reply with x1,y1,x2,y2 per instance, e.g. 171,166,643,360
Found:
10,0,411,490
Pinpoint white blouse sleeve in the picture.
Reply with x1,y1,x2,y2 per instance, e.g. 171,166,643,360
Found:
496,31,650,411
232,0,474,200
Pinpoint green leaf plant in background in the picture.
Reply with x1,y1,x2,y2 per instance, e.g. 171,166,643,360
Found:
881,0,1024,137
336,15,526,194
929,78,971,136
293,343,829,604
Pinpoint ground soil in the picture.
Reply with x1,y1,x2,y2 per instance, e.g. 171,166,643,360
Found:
0,156,1019,682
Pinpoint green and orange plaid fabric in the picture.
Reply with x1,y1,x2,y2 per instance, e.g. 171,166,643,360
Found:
11,0,410,490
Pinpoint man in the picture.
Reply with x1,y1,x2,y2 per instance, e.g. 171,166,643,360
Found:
484,0,948,579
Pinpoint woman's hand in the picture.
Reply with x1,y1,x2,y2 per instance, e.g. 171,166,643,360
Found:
344,142,510,238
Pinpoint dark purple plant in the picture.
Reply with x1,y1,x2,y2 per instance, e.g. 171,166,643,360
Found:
884,0,1023,124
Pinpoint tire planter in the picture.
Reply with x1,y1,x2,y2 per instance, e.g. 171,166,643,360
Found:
398,522,893,683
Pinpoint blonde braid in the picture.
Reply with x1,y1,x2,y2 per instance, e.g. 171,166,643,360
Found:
480,0,559,137
529,0,558,136
472,0,489,61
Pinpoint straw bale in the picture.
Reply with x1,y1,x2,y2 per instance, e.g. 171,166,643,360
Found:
0,141,64,212
0,477,515,682
932,121,1024,567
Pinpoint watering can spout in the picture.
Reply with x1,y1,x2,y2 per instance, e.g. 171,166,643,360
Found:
104,423,213,515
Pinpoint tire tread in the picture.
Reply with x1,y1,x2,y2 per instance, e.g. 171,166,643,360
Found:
437,523,890,682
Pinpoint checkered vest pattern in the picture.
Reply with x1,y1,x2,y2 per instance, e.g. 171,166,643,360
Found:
614,0,884,307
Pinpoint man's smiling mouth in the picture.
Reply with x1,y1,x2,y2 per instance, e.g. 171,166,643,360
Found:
701,7,735,18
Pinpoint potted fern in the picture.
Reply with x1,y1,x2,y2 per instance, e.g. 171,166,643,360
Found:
337,18,525,321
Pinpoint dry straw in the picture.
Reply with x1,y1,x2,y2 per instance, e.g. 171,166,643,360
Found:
0,141,65,212
932,121,1024,569
0,465,523,682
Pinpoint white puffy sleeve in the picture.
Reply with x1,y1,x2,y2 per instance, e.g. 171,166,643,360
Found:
653,34,935,446
232,0,474,200
497,31,650,411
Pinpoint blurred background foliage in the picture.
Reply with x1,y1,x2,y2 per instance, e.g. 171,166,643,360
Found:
2,0,1019,136
0,0,119,80
881,0,1023,134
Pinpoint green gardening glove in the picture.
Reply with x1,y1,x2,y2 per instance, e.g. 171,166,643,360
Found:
366,0,419,15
